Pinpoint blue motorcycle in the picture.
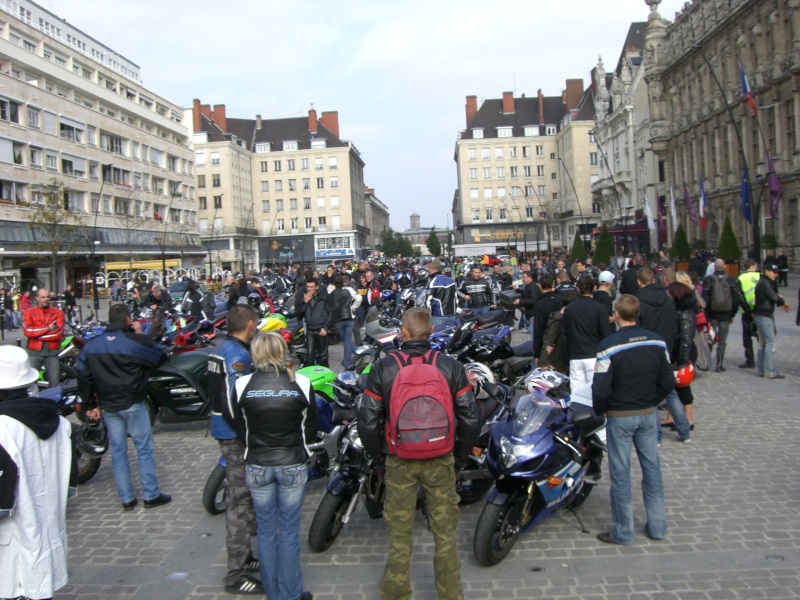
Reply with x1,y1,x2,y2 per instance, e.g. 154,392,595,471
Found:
473,391,606,566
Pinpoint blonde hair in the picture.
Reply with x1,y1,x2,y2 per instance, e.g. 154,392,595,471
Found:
250,332,294,382
675,271,693,288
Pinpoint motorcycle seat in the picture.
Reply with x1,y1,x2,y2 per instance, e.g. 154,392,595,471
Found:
476,396,501,421
168,350,212,382
511,340,534,357
570,404,605,437
476,309,506,326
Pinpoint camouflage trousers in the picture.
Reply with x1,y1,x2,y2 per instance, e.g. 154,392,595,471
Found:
219,438,256,586
380,453,464,600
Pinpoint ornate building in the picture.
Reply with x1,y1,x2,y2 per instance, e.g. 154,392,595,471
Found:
644,0,800,266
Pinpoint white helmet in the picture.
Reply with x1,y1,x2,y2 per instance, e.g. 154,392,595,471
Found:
464,362,495,400
524,369,569,396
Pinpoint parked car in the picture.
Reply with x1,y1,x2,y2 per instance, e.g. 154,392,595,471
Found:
168,280,209,304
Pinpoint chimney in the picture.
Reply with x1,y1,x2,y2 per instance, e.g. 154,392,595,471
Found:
200,103,212,121
256,114,262,130
212,104,226,132
565,79,584,111
465,95,477,127
537,89,544,125
192,99,201,132
320,111,339,138
502,91,515,114
308,109,317,135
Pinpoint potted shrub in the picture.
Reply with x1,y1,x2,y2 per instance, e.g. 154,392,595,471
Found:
717,216,741,277
670,224,691,272
594,224,614,269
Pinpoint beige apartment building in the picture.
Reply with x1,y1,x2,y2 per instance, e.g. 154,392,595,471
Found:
453,84,598,258
0,0,198,291
190,102,369,271
644,0,800,266
364,186,389,250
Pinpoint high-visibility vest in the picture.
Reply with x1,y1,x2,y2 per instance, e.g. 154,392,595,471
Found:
737,271,760,312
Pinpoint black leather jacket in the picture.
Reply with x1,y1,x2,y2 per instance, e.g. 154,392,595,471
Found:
357,339,481,463
753,277,785,318
673,295,698,366
326,287,354,328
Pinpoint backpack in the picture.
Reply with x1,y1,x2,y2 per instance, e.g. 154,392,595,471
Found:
385,350,455,460
710,275,732,312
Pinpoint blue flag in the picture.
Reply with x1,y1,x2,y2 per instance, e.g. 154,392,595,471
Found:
740,166,752,224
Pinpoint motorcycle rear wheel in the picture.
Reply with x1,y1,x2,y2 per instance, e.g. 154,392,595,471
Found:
202,464,227,515
76,446,101,484
566,481,594,509
308,491,349,552
473,499,528,566
457,476,494,505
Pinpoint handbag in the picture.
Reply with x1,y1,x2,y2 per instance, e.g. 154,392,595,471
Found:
694,328,711,371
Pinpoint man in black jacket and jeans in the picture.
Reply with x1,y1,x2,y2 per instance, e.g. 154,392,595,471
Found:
563,275,612,390
296,279,330,367
618,254,644,297
358,308,480,600
513,270,539,339
532,273,564,367
702,259,740,372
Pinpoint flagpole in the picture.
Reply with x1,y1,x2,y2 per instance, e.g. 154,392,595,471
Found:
693,44,756,261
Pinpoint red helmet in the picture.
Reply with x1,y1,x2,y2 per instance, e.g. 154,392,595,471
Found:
674,362,695,388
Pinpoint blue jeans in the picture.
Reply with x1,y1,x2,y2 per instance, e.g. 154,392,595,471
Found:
471,305,490,317
26,345,62,388
606,410,666,545
334,318,356,369
754,315,777,376
103,402,161,503
246,463,307,600
657,389,691,442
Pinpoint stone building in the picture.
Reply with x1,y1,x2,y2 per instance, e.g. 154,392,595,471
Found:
364,187,390,251
644,0,800,266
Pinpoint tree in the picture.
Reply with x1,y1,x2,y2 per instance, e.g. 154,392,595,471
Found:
28,178,86,290
670,224,692,261
594,224,614,267
570,233,587,263
380,228,398,257
716,216,742,263
426,227,441,257
396,234,415,258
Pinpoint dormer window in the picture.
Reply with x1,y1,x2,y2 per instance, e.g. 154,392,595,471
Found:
255,142,271,153
310,139,326,149
545,125,557,136
524,126,539,137
497,127,512,138
472,128,484,139
283,141,298,151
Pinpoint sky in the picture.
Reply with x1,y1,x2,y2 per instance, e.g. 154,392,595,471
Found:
48,0,689,232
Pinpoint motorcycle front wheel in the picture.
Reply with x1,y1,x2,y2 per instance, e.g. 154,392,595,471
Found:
473,499,528,566
308,491,350,552
202,464,227,515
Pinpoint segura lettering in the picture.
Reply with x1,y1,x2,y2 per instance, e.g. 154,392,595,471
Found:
245,389,300,398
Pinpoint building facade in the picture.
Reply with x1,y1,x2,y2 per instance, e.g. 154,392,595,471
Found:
396,213,449,256
644,0,800,266
364,186,389,250
453,84,599,258
190,102,369,270
0,0,198,291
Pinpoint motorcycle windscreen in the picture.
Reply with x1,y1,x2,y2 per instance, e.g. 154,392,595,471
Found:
511,393,563,437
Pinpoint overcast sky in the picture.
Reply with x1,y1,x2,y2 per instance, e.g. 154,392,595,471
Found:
49,0,688,232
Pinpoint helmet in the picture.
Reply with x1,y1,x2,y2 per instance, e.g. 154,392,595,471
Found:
524,369,569,395
77,420,108,456
400,288,415,307
380,289,394,302
674,362,695,388
247,293,262,308
278,327,294,345
464,362,494,400
331,371,362,408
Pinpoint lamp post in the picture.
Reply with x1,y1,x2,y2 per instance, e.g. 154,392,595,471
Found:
589,129,627,255
265,209,283,267
205,205,219,280
88,162,113,311
557,156,588,252
241,202,255,274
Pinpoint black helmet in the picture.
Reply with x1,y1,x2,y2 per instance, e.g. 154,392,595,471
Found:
247,292,262,308
77,421,109,456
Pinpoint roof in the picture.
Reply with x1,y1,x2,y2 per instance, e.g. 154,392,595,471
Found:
616,22,647,75
197,115,346,151
573,86,596,121
460,96,568,140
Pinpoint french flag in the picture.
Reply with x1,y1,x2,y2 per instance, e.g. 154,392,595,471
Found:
699,175,707,230
739,64,758,115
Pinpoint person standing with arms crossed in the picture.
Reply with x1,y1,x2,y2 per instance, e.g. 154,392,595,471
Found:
23,287,64,387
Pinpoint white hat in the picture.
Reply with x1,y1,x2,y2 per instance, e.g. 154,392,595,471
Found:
0,346,40,389
598,271,615,284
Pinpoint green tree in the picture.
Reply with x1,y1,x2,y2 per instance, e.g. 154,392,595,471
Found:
570,233,587,263
396,233,415,257
426,227,441,257
28,178,86,290
716,216,742,263
670,224,691,261
594,223,614,267
380,227,397,257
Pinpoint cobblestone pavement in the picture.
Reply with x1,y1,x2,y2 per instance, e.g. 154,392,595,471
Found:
6,287,800,599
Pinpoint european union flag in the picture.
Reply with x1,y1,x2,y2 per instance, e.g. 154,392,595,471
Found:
740,166,752,224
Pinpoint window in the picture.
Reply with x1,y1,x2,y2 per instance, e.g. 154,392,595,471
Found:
552,192,558,200
525,184,533,197
483,167,491,179
589,152,598,166
470,188,479,200
100,132,126,155
329,157,337,169
469,168,477,180
289,198,297,210
167,155,178,171
497,187,506,199
496,167,505,179
311,139,326,149
283,141,298,151
198,196,207,209
304,198,311,210
536,145,544,157
301,158,309,171
304,217,312,230
27,107,39,128
511,186,520,198
257,180,267,193
214,195,223,208
551,172,557,180
550,153,556,160
287,159,295,171
537,165,545,177
315,158,323,170
478,148,488,161
302,178,310,190
538,185,546,196
276,199,284,211
486,208,494,220
483,188,492,200
60,123,83,143
546,125,557,135
318,216,327,226
211,152,220,165
495,147,504,160
255,143,270,153
473,128,484,139
131,142,139,159
276,219,284,233
30,148,42,167
468,148,476,160
260,161,268,173
524,126,538,137
274,160,282,172
523,166,531,177
262,200,270,212
332,215,340,231
317,177,324,189
499,207,507,220
525,206,534,218
510,166,518,178
0,99,20,124
275,181,283,192
198,175,206,188
592,201,602,214
212,174,221,187
46,154,58,170
317,197,325,208
290,217,298,231
508,146,517,158
522,146,531,158
472,209,480,222
329,176,338,189
497,127,512,138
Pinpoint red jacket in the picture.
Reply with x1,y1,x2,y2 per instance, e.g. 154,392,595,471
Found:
23,305,65,351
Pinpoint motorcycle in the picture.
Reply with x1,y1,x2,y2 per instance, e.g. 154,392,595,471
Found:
201,365,353,515
472,389,606,566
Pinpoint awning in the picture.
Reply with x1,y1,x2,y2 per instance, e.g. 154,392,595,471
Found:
59,116,86,130
61,154,87,171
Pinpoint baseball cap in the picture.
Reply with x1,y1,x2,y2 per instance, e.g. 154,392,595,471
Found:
598,271,615,284
763,263,779,273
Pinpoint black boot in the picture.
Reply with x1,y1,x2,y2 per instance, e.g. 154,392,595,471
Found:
715,352,726,372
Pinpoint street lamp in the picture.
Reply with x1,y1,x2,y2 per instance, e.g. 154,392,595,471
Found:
557,156,589,252
241,202,255,273
589,130,627,255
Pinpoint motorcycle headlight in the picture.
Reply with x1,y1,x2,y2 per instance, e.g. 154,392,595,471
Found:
500,435,534,469
347,426,364,451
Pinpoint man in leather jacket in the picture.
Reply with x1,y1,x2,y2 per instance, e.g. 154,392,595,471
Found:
459,265,495,316
357,308,480,600
296,279,330,367
426,261,457,327
753,264,790,379
207,304,263,595
22,287,64,387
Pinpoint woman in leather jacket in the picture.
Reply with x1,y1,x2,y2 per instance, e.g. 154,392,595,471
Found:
326,273,356,369
662,280,699,429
